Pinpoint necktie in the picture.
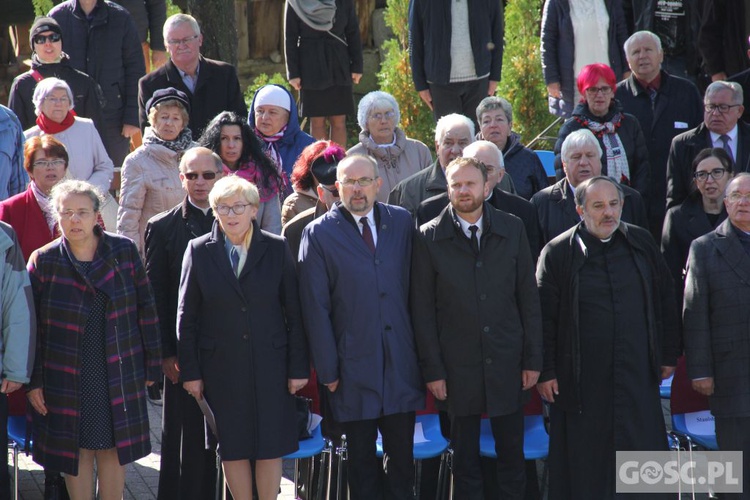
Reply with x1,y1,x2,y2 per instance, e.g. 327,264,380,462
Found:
648,87,657,109
469,225,480,255
230,246,240,276
360,217,376,254
720,134,734,162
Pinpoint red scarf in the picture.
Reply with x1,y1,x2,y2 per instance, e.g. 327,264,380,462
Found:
36,110,76,134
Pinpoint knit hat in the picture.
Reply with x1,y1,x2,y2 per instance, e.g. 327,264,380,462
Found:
146,87,191,114
254,85,291,112
30,17,63,40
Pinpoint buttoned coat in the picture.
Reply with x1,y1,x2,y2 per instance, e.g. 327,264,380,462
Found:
411,204,542,417
298,202,424,423
684,219,750,417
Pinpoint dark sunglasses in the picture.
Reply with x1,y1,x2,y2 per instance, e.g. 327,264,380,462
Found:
33,33,62,45
184,172,218,180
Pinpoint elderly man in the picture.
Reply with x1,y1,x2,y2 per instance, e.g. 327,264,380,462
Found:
537,175,679,498
683,172,750,497
476,96,549,200
138,13,247,138
417,140,541,261
144,147,223,500
388,113,474,214
667,81,750,208
616,30,704,238
531,129,648,244
299,155,424,500
412,156,541,498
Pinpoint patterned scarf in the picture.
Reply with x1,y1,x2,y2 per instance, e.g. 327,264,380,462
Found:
359,129,405,174
256,125,290,192
223,161,281,203
575,112,631,185
30,181,58,236
143,127,193,152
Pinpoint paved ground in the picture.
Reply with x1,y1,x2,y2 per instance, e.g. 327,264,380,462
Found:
9,398,297,499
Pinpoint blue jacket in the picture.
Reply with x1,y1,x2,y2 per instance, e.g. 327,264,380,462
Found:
298,202,424,422
408,0,504,91
0,106,28,201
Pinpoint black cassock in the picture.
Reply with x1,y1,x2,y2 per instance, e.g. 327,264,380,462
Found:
548,230,669,499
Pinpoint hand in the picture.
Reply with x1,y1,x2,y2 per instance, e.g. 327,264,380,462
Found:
162,356,180,385
288,378,309,394
522,370,540,390
151,50,167,68
711,72,728,82
661,366,676,380
289,78,301,91
325,379,339,393
537,379,559,403
183,379,204,400
427,379,447,401
487,80,498,96
692,377,714,396
546,82,562,99
28,388,47,416
418,89,433,110
121,124,140,138
0,380,22,394
351,73,363,84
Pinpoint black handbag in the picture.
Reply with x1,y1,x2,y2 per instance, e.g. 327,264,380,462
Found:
294,395,312,440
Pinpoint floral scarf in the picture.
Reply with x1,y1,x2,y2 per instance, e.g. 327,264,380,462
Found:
143,126,193,152
30,181,58,236
574,112,631,185
256,125,290,192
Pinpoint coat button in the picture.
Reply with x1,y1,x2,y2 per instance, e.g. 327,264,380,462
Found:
483,326,490,332
476,261,483,268
241,307,247,312
480,294,487,301
385,325,392,331
375,259,380,265
242,334,249,340
380,292,386,298
485,358,493,365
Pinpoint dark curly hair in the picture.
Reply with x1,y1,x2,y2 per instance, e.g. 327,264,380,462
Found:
199,111,282,190
292,140,345,191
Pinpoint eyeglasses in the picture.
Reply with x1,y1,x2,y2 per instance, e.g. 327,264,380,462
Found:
370,111,395,121
44,96,70,105
585,86,612,96
320,185,339,198
33,33,61,45
728,192,750,204
694,168,727,182
58,209,94,220
184,172,218,180
216,203,252,215
33,159,66,169
704,103,741,114
167,34,200,47
339,177,376,187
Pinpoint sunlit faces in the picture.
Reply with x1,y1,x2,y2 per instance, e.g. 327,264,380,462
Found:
254,105,290,137
57,193,98,244
215,193,258,243
704,89,744,135
33,30,63,64
576,180,623,239
336,157,382,216
40,89,71,123
625,36,663,82
180,154,222,208
151,105,185,141
479,109,511,151
583,77,613,117
563,143,602,187
165,22,202,69
367,106,397,145
436,125,472,168
725,176,750,232
694,156,730,204
30,150,66,194
219,125,243,168
465,144,502,190
446,161,489,218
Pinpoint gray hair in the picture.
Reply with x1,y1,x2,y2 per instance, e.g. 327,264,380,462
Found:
209,175,259,211
575,176,624,208
336,154,379,180
476,96,513,125
179,147,223,174
435,113,475,144
356,91,400,131
561,129,602,164
624,30,663,55
51,179,104,214
705,81,744,105
463,140,504,168
725,172,750,196
163,13,200,41
32,77,74,116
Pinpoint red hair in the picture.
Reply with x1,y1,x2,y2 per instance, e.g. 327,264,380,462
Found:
23,135,69,174
291,140,345,191
577,63,617,97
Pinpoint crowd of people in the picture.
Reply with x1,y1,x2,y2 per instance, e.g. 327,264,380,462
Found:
0,0,749,499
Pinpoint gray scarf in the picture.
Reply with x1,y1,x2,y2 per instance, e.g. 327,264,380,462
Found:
287,0,336,31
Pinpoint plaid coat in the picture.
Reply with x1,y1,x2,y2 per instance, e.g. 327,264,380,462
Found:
27,227,161,474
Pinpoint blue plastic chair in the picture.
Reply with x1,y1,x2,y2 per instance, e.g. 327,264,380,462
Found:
7,415,29,500
672,411,718,451
669,357,718,451
478,415,550,461
283,419,330,499
534,150,556,178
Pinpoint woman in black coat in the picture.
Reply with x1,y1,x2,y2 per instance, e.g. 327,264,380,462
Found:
178,175,309,500
554,63,650,200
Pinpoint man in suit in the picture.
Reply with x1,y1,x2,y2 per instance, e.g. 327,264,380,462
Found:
666,80,750,208
138,13,247,138
683,172,750,497
417,140,541,261
144,147,223,500
298,155,424,500
411,156,542,498
531,129,648,245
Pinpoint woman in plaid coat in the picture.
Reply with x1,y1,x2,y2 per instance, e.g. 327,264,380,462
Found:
26,180,161,498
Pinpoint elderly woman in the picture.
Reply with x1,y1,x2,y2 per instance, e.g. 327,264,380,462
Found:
553,63,649,198
118,87,194,254
199,112,283,234
476,96,549,199
541,0,629,117
27,180,160,500
24,77,116,229
178,175,309,500
283,140,345,224
248,84,315,197
347,91,432,202
662,148,732,306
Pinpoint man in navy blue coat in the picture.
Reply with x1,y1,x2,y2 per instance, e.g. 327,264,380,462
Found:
298,155,424,500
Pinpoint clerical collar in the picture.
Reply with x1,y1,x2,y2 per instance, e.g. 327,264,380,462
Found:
187,197,211,215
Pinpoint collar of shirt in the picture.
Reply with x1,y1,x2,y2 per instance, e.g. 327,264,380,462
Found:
635,72,662,92
710,124,739,149
455,212,484,240
357,208,376,233
371,133,397,147
187,197,212,216
224,235,248,274
178,63,200,92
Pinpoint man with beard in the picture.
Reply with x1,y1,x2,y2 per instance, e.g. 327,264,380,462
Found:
536,176,679,498
411,156,542,498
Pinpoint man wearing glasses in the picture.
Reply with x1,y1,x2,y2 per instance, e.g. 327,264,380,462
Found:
667,81,750,208
138,13,247,138
144,147,223,500
298,155,424,500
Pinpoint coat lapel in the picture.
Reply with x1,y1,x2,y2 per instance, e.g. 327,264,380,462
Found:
239,223,268,279
558,180,580,227
713,220,750,284
329,204,374,258
205,225,245,300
